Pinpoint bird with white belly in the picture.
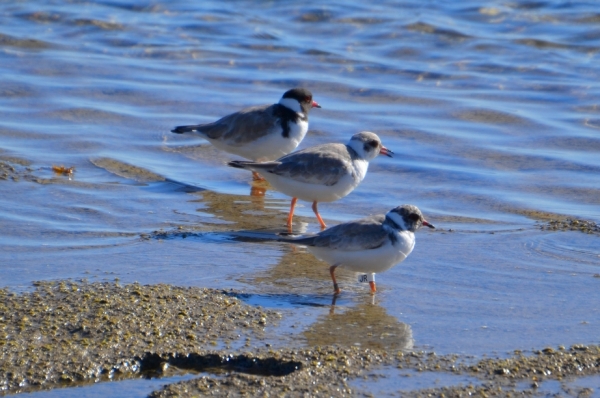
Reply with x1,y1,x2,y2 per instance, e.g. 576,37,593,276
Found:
172,87,321,181
279,204,434,294
228,131,392,229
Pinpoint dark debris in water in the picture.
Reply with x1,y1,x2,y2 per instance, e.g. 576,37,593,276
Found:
1,280,600,396
140,352,301,378
540,218,600,234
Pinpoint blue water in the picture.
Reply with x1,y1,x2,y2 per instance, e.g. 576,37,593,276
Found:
1,0,599,396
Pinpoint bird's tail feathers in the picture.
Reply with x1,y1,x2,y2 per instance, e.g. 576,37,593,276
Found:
227,160,255,170
227,160,280,171
171,125,199,134
277,235,317,246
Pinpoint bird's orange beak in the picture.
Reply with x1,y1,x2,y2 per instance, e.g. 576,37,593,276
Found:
312,100,321,108
422,220,435,229
379,146,393,157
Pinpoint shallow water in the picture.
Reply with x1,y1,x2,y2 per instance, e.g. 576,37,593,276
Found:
1,0,599,395
14,374,198,398
352,368,483,396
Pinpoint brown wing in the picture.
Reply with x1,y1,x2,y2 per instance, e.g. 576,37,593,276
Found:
309,215,389,250
195,104,278,144
269,143,354,186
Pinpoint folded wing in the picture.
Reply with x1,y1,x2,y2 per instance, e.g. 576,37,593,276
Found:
173,104,278,145
284,215,389,251
269,143,353,186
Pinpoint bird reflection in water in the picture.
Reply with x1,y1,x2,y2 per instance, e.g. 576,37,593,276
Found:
305,296,414,352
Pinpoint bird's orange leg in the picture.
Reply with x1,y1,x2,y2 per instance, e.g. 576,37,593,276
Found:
252,171,265,181
330,265,341,295
312,201,327,229
286,197,298,230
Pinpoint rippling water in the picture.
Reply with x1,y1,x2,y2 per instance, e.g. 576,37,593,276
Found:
1,0,599,395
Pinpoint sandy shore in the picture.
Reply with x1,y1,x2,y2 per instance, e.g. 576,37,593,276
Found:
1,280,599,397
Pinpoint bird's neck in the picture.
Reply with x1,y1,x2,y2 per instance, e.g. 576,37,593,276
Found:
278,97,303,114
352,158,369,182
385,213,407,231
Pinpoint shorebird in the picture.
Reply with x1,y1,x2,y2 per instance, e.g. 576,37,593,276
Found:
280,204,434,294
172,87,321,181
228,131,392,229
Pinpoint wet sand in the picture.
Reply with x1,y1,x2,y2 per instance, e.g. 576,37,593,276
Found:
1,280,599,397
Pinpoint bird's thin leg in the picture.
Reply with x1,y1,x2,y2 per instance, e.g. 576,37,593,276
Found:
312,201,327,229
286,197,298,229
252,171,265,181
329,294,339,314
330,265,341,295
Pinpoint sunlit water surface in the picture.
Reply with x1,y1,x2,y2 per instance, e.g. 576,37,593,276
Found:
1,0,599,396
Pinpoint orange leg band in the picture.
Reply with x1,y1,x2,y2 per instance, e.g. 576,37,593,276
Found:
369,281,377,294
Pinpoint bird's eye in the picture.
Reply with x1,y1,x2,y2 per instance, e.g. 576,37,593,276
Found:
304,97,311,102
409,213,420,222
368,140,378,148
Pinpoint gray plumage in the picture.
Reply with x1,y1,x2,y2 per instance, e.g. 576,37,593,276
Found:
282,214,390,250
279,204,434,293
172,104,295,145
229,143,359,186
171,88,320,163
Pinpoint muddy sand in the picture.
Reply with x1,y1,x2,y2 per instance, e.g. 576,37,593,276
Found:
1,281,599,397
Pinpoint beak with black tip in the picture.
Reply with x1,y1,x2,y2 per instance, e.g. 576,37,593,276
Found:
422,220,435,229
379,146,394,158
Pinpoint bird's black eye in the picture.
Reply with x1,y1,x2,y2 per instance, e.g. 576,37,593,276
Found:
368,140,378,148
409,213,420,222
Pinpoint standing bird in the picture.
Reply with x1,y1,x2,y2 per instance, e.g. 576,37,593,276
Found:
280,204,434,294
172,87,321,180
228,131,393,229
